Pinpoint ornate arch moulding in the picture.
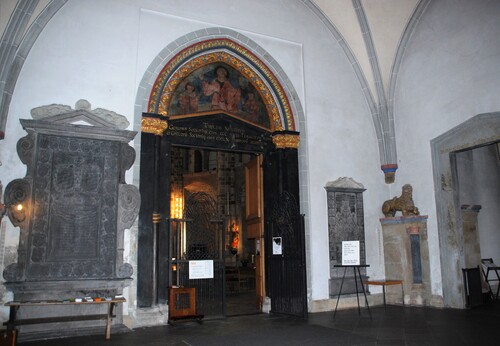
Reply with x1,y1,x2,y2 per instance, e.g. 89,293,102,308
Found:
147,38,296,134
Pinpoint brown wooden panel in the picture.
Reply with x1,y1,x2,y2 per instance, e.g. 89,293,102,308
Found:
169,287,197,318
245,156,262,220
245,155,265,309
246,222,260,239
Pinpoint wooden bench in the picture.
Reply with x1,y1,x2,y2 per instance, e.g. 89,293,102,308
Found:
3,298,126,340
363,279,404,308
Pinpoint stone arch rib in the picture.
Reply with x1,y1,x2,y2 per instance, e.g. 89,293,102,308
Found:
0,0,68,139
387,0,432,163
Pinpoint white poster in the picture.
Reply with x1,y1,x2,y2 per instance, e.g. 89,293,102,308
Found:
272,237,282,255
189,260,214,279
342,241,360,265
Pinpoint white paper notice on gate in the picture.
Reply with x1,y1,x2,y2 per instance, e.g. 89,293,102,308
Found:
342,241,360,265
272,237,282,255
189,260,214,279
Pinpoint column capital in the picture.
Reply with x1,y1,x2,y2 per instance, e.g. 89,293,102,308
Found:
272,130,300,149
142,113,168,136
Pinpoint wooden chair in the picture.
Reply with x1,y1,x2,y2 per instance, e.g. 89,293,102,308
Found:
226,267,240,294
225,267,249,294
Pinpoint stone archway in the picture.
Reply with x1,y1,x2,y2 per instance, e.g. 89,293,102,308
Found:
134,30,308,315
431,112,500,308
132,28,309,255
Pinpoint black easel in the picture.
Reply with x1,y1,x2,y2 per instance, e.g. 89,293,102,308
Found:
333,264,371,319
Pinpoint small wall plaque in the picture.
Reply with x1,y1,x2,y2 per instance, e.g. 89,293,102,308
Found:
342,240,360,265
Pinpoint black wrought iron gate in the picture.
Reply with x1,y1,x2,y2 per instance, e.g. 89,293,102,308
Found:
264,146,307,318
267,192,307,317
169,192,225,318
138,112,307,318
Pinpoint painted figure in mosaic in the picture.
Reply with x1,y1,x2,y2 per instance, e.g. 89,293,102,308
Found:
178,82,199,114
382,183,420,217
243,92,261,123
201,65,241,112
168,63,270,128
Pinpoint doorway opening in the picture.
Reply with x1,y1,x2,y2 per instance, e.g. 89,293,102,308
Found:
168,146,262,317
138,34,307,317
455,143,500,261
138,112,305,317
431,112,500,308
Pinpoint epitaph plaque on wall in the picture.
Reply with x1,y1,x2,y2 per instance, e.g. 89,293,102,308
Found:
325,177,366,296
27,135,120,279
3,101,139,301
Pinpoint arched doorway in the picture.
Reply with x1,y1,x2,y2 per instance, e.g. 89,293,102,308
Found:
136,37,307,318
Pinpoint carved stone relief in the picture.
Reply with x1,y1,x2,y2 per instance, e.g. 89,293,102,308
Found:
3,100,139,305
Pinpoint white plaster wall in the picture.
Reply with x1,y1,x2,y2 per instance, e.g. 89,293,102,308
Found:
1,0,389,317
394,0,500,297
302,27,386,299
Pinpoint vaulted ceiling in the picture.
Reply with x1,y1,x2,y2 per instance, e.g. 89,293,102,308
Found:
0,0,424,174
0,0,419,117
314,0,419,103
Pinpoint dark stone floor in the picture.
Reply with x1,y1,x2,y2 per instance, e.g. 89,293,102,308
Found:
226,291,261,316
19,301,500,346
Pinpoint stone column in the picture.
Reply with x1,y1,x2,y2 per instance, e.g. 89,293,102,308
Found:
380,216,431,305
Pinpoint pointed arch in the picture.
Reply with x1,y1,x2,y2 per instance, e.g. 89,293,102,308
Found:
133,29,310,309
0,0,68,139
134,28,304,135
147,38,295,132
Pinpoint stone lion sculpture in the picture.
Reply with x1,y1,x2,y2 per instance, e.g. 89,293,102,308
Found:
382,184,420,217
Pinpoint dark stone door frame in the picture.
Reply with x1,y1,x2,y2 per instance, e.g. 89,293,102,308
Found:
431,112,500,308
137,113,306,314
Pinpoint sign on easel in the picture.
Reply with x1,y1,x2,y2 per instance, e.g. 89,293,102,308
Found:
342,241,360,265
